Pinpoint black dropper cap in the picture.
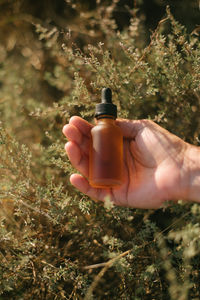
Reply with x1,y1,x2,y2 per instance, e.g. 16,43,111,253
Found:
95,88,117,119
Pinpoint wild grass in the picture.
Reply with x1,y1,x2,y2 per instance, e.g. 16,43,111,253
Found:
0,1,200,299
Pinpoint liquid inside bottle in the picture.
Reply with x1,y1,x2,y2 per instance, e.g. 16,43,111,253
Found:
89,88,123,188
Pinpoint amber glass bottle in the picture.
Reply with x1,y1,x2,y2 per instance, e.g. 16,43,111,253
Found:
89,88,123,188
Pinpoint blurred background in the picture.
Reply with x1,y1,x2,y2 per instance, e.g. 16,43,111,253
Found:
0,1,200,299
0,0,199,140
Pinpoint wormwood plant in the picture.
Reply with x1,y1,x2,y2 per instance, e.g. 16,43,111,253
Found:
0,1,200,299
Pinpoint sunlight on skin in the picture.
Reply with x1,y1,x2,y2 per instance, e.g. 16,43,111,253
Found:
63,116,190,209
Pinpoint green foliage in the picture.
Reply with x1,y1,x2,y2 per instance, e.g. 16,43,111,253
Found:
0,1,200,299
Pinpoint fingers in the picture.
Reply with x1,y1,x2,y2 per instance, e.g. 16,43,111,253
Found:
65,141,89,178
62,116,93,179
63,123,82,144
63,116,92,155
116,118,151,139
70,173,113,202
69,116,93,136
65,116,148,140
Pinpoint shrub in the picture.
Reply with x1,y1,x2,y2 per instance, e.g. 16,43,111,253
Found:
0,1,200,299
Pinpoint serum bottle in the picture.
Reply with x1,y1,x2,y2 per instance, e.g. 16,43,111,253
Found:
89,88,123,188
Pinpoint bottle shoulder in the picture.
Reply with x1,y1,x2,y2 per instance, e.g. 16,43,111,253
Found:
91,121,123,135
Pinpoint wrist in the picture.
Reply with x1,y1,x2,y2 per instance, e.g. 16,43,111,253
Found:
181,144,200,202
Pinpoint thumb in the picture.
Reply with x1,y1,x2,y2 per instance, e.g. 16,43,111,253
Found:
116,118,147,139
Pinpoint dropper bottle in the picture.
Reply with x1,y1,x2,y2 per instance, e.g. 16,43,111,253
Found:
89,88,123,188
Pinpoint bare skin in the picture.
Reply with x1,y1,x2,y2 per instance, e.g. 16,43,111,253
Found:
62,116,200,209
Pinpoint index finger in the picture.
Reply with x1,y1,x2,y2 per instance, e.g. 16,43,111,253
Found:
69,116,93,137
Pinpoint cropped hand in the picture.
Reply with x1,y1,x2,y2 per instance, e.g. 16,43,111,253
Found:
62,116,195,209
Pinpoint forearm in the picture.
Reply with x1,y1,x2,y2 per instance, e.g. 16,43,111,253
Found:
182,144,200,202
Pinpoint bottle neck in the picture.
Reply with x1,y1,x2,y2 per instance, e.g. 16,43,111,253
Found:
96,115,116,124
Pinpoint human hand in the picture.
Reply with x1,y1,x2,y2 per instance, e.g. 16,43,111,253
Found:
62,116,199,209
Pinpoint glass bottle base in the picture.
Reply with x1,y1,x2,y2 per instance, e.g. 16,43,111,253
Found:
89,178,122,188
